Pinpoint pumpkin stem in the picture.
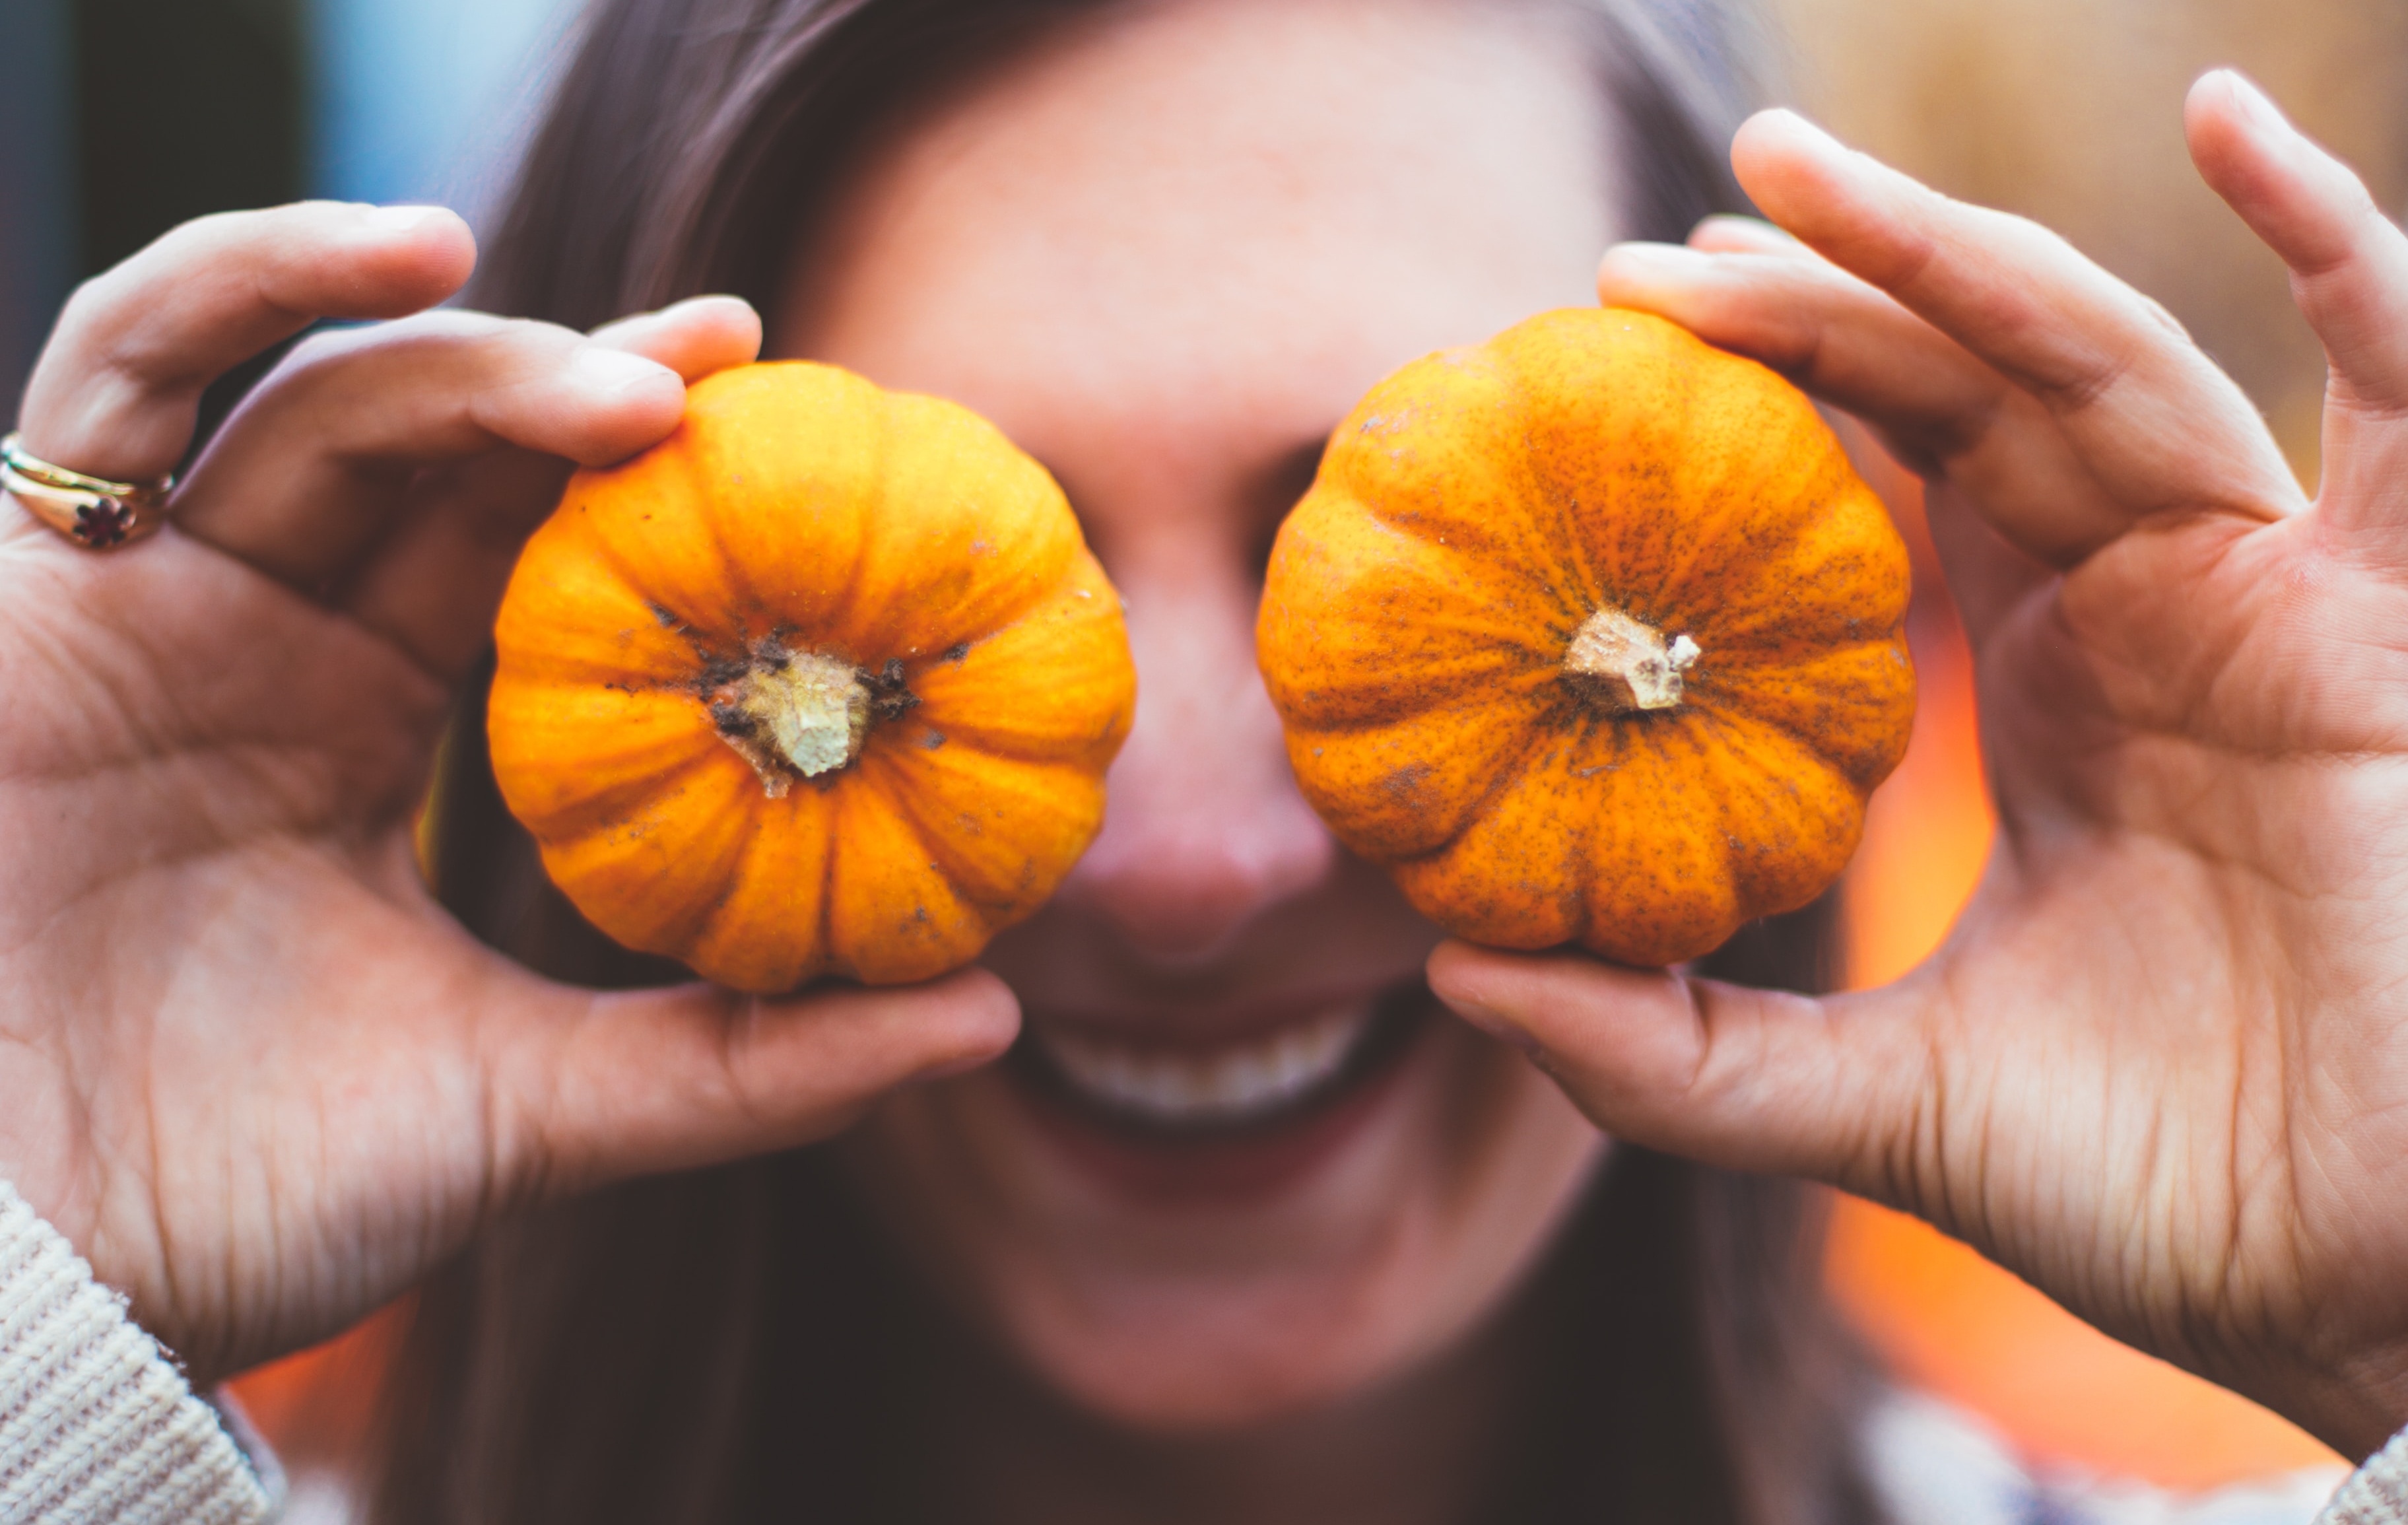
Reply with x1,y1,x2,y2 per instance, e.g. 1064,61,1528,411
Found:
1562,606,1699,714
712,650,873,797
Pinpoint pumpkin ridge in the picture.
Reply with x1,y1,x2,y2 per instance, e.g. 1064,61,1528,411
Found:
820,756,988,935
905,562,1135,768
529,757,760,959
1261,494,1568,728
874,745,1098,916
831,393,1085,661
533,836,724,958
677,408,774,647
1384,708,1555,866
1632,405,1727,624
1492,347,1605,641
1498,316,1615,627
494,516,697,691
1679,643,1917,786
508,737,727,843
681,787,832,993
805,380,892,657
872,757,1003,909
1613,716,1749,955
1343,348,1541,565
1677,708,1862,908
1674,670,1853,762
1278,661,1561,738
822,782,997,984
569,508,733,679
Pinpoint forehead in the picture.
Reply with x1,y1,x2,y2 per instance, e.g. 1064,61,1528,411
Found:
776,0,1616,467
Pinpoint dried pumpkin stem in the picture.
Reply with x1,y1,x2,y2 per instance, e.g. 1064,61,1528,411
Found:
714,650,872,797
1561,605,1700,714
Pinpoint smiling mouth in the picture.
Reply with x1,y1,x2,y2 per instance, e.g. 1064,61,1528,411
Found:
1011,983,1432,1135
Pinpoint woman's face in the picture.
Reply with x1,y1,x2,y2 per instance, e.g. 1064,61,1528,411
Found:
776,0,1617,1429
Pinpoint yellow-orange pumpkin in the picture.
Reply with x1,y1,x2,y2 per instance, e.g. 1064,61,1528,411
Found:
488,361,1136,990
1257,308,1914,968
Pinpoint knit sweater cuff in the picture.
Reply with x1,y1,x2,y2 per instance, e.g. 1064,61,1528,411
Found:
2325,1423,2408,1524
0,1179,275,1523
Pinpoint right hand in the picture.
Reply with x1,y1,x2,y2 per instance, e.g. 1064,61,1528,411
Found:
1430,78,2408,1458
0,203,1019,1384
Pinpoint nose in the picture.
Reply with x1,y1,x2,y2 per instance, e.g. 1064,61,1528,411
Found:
1054,565,1338,964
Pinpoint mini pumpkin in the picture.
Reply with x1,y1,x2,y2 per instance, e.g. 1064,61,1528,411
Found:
488,361,1136,990
1257,308,1914,968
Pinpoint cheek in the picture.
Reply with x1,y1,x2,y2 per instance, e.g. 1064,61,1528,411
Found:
840,1021,1607,1429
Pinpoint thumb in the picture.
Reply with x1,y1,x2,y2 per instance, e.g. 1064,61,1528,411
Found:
484,965,1021,1198
1426,940,1931,1198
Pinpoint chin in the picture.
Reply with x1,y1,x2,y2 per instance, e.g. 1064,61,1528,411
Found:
840,984,1608,1433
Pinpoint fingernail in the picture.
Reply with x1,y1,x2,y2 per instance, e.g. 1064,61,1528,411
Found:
364,203,444,232
572,345,675,394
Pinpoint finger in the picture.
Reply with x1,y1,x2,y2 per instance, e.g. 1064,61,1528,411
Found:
172,310,687,591
491,966,1022,1195
1601,238,2007,471
337,297,764,677
589,294,764,382
1599,238,2125,570
2186,71,2408,535
2188,72,2408,417
14,203,475,485
1729,109,2302,557
1426,941,1935,1205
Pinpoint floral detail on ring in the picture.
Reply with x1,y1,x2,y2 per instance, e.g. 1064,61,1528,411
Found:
73,498,135,549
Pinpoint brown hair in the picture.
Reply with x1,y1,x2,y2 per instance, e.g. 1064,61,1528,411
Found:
378,2,1889,1521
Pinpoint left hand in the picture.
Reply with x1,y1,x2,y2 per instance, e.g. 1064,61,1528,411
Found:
1428,70,2408,1459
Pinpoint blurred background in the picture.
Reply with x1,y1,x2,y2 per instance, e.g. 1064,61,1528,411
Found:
0,0,578,417
6,0,2404,1507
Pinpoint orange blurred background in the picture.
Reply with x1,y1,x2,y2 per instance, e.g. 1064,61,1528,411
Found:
228,0,2408,1501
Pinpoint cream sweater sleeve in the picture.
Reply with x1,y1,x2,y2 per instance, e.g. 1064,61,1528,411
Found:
0,1180,275,1522
2325,1428,2408,1525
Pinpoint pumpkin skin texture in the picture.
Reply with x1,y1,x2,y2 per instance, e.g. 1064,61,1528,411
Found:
488,361,1137,991
1257,308,1914,968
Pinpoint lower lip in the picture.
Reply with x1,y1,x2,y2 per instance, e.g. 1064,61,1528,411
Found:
1004,1000,1434,1206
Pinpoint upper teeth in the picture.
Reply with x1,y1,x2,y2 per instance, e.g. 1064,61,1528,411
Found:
1035,1004,1372,1126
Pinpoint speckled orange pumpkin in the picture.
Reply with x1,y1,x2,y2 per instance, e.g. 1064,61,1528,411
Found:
488,361,1136,991
1257,308,1914,968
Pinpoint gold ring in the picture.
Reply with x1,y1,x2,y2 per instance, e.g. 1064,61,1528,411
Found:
1,432,176,549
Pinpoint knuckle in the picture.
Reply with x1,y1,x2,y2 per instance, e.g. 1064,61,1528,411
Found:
45,273,145,379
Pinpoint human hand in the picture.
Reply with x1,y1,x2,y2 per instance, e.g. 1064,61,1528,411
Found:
1428,72,2408,1458
0,203,1017,1384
